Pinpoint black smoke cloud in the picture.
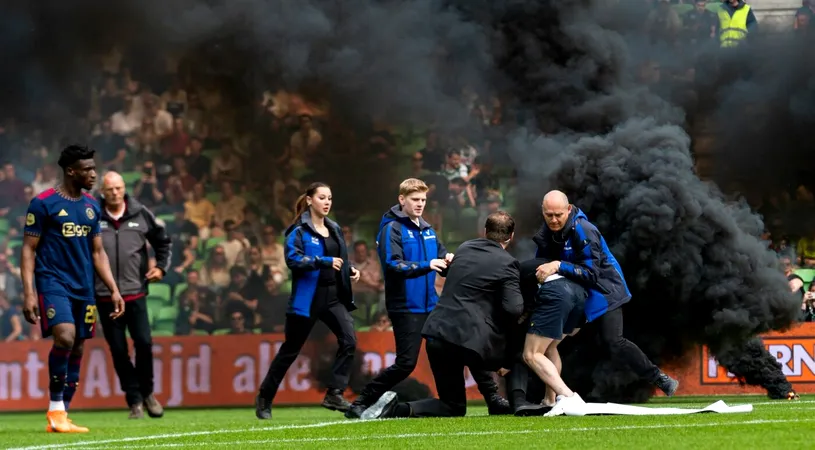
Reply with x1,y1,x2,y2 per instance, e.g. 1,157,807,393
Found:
500,1,801,401
1,0,802,401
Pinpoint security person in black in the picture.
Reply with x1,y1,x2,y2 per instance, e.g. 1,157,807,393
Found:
361,211,526,419
95,172,172,419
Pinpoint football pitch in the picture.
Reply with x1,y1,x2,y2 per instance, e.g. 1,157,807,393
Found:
1,395,813,449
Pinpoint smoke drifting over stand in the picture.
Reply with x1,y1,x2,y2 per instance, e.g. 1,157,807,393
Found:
1,0,803,401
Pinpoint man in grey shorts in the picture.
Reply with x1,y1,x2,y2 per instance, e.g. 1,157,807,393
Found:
519,258,587,414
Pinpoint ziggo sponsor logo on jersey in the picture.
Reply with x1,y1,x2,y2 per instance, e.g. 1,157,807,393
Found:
702,337,815,384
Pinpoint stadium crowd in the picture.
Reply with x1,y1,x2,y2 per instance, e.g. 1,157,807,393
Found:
0,0,814,343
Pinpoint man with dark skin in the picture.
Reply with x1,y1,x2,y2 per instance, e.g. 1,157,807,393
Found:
22,145,124,433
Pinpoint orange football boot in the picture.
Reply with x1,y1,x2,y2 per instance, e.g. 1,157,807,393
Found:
45,411,89,433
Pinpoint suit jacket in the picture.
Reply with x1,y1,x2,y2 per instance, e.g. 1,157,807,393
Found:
421,238,524,371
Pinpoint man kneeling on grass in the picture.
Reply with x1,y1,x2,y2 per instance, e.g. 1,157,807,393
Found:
519,258,586,415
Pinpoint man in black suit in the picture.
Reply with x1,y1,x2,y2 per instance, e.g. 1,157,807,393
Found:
361,211,544,419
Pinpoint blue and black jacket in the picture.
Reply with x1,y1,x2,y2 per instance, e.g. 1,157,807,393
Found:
376,205,448,314
533,207,630,322
284,211,355,318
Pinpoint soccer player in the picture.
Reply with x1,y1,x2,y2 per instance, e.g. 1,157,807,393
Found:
21,145,125,433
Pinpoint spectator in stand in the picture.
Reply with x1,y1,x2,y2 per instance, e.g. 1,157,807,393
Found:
186,137,211,183
9,186,34,233
240,245,278,286
257,225,287,279
226,304,255,335
0,293,23,342
176,287,216,335
219,220,250,268
200,246,231,290
163,157,197,211
796,1,815,29
683,1,718,43
440,149,469,181
238,205,264,244
136,117,160,156
31,164,59,195
161,118,190,159
92,120,129,173
797,231,815,267
272,164,301,212
420,131,444,172
211,141,244,184
448,177,474,210
407,152,431,180
289,114,323,169
350,240,384,320
803,285,815,322
96,76,123,120
0,253,22,302
214,182,247,228
0,163,28,216
161,80,188,118
143,95,173,140
111,96,140,136
796,10,811,31
184,183,215,238
645,0,682,45
133,161,165,211
223,266,262,328
370,311,392,332
257,276,288,332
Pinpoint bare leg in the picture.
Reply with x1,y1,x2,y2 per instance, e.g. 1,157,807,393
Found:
523,334,574,399
543,342,561,406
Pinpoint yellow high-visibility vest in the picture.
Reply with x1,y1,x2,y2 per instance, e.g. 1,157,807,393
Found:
718,4,751,48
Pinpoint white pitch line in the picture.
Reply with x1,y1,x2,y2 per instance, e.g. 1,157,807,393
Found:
8,400,812,450
5,420,365,450
78,418,815,449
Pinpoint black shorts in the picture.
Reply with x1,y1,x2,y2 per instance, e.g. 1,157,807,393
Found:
528,278,587,340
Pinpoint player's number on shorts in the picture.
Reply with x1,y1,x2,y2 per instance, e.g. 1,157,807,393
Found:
84,305,97,324
62,222,92,238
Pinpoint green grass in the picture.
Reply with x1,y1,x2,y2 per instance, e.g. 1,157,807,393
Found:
1,395,813,449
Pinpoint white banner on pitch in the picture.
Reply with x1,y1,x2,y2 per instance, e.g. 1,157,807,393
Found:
554,400,753,417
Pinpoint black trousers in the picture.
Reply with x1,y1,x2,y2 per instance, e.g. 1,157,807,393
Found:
596,307,660,383
259,286,357,399
359,312,499,404
98,297,154,407
405,338,482,417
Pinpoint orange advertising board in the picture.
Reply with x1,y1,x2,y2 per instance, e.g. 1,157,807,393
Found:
0,331,486,412
1,323,814,411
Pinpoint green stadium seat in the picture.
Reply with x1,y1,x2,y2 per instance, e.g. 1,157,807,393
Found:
148,283,172,304
156,213,175,224
0,218,9,233
357,326,371,332
152,329,174,337
280,280,292,295
146,298,164,321
795,269,815,284
173,283,188,302
191,260,204,271
202,149,220,160
121,171,142,187
157,306,179,322
7,239,23,256
192,329,209,336
204,237,226,252
212,328,231,336
205,192,220,204
153,320,175,334
252,328,262,334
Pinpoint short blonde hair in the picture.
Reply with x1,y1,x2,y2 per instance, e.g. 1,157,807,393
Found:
399,178,429,197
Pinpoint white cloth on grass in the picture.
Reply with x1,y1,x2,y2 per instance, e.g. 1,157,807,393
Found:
551,400,753,417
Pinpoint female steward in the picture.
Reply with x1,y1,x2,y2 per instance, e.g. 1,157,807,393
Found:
255,182,360,419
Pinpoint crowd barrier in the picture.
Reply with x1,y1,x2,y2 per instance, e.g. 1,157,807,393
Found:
1,323,813,411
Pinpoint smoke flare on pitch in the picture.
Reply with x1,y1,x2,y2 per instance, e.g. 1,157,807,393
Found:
1,0,804,401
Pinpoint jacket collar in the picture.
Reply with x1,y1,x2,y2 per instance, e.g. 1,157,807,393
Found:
286,210,340,237
98,194,143,221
